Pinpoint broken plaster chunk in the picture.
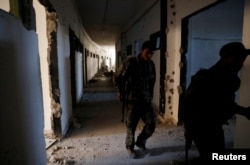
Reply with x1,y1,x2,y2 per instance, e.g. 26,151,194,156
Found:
49,156,56,163
54,88,60,97
53,146,58,151
52,101,61,118
63,159,75,165
53,145,61,152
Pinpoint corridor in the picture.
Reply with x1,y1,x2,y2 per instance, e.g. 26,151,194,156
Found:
46,72,234,165
1,1,249,164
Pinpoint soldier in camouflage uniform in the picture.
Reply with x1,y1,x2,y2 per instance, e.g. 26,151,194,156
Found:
115,40,156,159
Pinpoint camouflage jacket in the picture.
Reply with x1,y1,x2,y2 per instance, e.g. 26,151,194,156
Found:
115,55,156,102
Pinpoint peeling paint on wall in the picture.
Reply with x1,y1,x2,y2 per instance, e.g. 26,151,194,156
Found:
165,0,218,125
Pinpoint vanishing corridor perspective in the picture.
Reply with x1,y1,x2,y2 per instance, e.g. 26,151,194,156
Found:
0,0,250,164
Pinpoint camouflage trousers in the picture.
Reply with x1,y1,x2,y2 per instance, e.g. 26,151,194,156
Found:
125,101,156,149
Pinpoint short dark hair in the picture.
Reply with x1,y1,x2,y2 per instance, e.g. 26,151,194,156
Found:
141,40,154,51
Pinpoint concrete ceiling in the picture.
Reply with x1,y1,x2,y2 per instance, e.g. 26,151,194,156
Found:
74,0,151,47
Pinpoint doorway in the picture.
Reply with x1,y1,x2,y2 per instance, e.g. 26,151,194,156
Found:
178,0,245,122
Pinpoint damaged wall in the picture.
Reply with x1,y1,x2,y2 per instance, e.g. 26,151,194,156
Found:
165,0,217,124
86,52,99,82
46,10,62,135
34,0,54,135
46,0,108,136
0,9,46,164
166,0,250,150
235,0,250,148
34,0,108,137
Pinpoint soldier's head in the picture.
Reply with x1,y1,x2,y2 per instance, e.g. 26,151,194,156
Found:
140,40,154,61
219,42,250,71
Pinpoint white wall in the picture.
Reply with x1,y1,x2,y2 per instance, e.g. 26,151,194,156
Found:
124,2,160,48
103,45,116,71
184,0,250,149
168,0,250,148
48,0,107,135
186,0,244,86
86,54,97,81
122,1,161,109
76,51,83,102
1,0,9,11
34,0,54,134
34,0,108,136
0,9,46,165
234,0,250,148
56,22,73,135
165,0,217,124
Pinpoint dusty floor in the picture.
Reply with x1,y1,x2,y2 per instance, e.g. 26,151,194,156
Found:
46,73,235,165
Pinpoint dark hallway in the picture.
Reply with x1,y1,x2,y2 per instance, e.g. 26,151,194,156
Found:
1,1,249,165
46,71,235,165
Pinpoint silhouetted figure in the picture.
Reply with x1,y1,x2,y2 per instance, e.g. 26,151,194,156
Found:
115,40,156,159
183,42,250,163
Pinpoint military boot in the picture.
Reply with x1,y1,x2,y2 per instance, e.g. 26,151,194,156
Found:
135,140,150,157
126,148,138,159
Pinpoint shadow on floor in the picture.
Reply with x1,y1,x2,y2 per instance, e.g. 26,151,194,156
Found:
46,72,234,165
